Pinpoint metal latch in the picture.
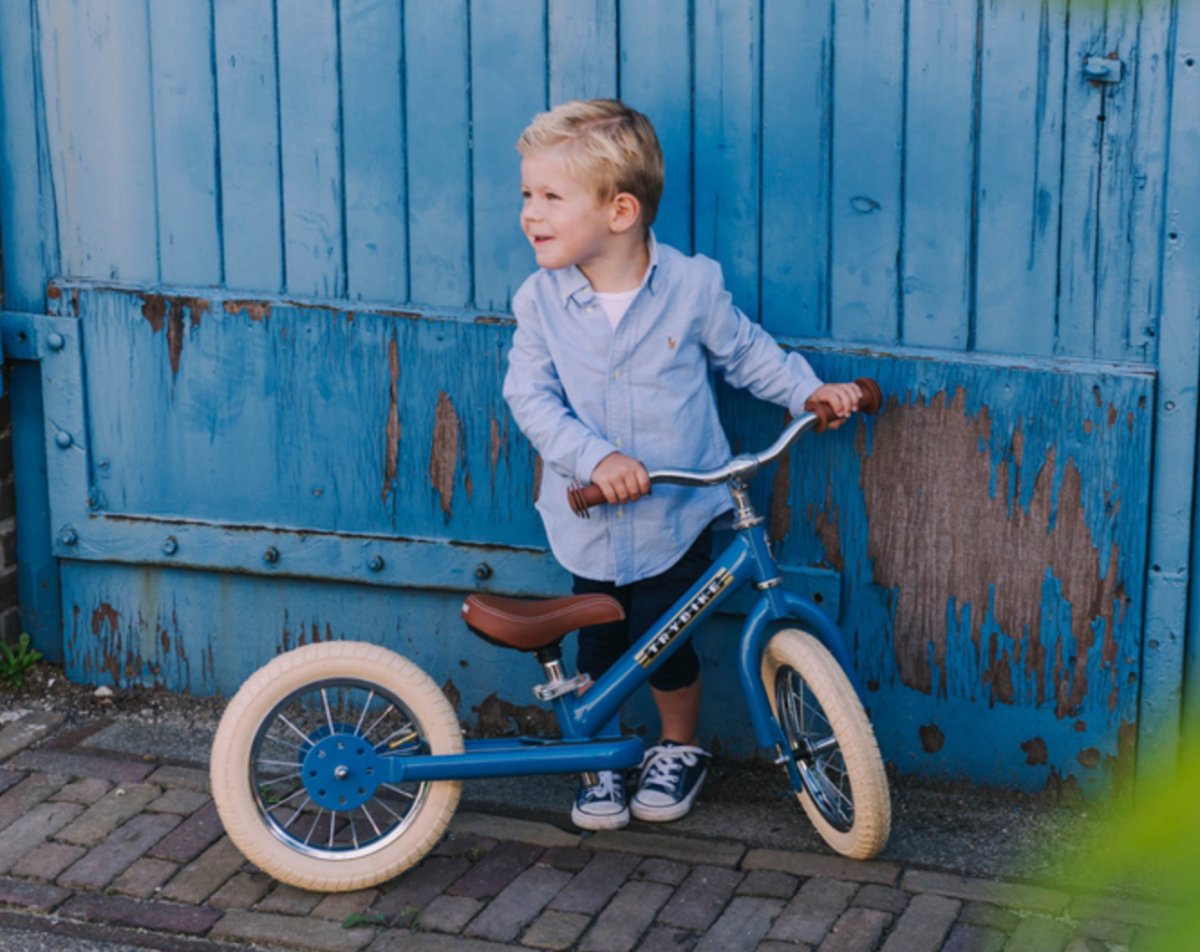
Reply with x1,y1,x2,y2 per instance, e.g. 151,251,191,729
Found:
1082,56,1124,84
533,672,591,702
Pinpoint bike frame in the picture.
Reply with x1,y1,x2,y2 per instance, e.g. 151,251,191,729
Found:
381,518,864,786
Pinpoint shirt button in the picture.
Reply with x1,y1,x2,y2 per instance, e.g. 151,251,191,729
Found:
614,438,623,448
616,507,625,518
613,370,621,380
586,305,596,313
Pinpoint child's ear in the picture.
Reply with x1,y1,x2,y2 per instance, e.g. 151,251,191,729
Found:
609,192,642,234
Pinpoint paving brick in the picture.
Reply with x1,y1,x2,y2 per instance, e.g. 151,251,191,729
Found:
211,908,377,951
145,763,211,791
0,799,84,873
450,811,581,848
539,845,592,873
9,840,86,880
521,909,590,950
744,847,901,886
942,923,1007,952
374,855,472,918
0,768,23,795
632,857,690,886
738,869,799,899
853,883,911,914
0,711,64,761
146,787,210,815
0,876,71,913
59,892,222,936
551,850,641,916
1074,917,1137,943
147,798,223,862
695,896,784,952
55,781,163,846
159,834,247,904
0,771,67,830
818,906,892,952
449,840,545,901
659,864,743,930
1004,915,1074,951
756,943,815,952
259,882,326,914
1070,894,1171,928
109,856,179,898
10,749,155,785
432,830,498,858
880,894,962,952
579,879,673,952
419,894,483,933
589,828,744,867
959,901,1020,931
313,888,380,920
767,876,859,945
902,869,1069,914
58,811,180,890
1064,938,1111,952
372,932,535,952
209,870,274,909
48,777,111,805
465,864,573,942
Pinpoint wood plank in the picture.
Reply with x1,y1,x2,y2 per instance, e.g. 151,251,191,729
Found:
276,0,344,298
760,0,831,339
974,0,1067,355
212,0,284,292
470,0,546,311
36,0,158,283
404,0,471,307
549,0,617,103
828,0,905,343
1054,2,1107,358
339,0,407,304
901,0,977,350
694,0,761,318
617,0,692,253
148,0,223,287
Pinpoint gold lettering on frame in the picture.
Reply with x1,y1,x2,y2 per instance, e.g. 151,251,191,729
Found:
634,569,734,668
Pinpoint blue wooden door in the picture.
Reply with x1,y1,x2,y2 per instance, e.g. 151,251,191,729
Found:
1,0,1197,795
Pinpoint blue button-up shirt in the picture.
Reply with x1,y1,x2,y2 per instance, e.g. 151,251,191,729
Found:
503,236,823,585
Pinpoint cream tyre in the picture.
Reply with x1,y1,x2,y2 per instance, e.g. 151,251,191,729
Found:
762,629,890,859
210,641,462,892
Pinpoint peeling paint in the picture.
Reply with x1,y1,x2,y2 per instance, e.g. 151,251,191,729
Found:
919,723,945,753
224,299,271,321
471,692,558,737
1022,737,1048,765
768,414,793,542
382,338,401,503
859,389,1127,717
430,391,460,518
140,295,211,374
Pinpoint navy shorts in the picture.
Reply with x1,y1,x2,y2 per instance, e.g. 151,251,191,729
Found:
571,528,713,692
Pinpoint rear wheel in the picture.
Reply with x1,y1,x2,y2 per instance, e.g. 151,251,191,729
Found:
762,629,890,859
210,641,462,891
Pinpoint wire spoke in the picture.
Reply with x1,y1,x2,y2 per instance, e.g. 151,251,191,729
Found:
353,689,376,737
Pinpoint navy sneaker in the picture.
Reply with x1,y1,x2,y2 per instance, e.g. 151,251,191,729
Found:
571,770,630,830
631,741,711,822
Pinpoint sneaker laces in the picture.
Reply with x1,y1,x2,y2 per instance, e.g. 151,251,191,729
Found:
581,771,622,803
640,745,706,791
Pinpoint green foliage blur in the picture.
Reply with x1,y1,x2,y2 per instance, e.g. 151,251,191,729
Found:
1053,751,1200,950
0,632,42,690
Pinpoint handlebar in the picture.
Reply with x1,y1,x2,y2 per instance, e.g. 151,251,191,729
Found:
566,378,882,517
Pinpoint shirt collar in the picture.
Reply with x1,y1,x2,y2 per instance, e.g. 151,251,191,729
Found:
551,230,662,307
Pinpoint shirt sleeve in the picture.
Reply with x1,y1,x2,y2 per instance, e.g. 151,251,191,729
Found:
503,289,618,484
698,259,823,415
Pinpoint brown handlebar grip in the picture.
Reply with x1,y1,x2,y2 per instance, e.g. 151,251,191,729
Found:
804,377,884,433
566,482,607,517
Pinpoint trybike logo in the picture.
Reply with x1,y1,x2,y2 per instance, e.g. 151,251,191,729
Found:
635,569,734,668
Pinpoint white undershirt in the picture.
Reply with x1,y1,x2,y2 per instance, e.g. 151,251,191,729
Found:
594,287,641,329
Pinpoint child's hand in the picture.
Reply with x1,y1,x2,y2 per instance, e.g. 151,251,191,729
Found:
806,381,864,430
591,452,651,505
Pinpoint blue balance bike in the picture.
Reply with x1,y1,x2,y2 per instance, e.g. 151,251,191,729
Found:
210,380,891,891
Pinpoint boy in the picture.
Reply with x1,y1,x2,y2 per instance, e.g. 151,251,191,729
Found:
503,99,861,830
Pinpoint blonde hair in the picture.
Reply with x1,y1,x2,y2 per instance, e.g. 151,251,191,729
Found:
517,99,664,227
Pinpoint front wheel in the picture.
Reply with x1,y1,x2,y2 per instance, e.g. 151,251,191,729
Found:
210,641,463,892
762,629,890,859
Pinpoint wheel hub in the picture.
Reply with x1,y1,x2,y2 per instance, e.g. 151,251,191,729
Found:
301,733,385,811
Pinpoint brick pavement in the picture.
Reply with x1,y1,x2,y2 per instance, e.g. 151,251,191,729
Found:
0,711,1174,951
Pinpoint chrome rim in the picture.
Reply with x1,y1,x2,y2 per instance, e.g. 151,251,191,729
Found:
775,665,854,833
249,678,430,860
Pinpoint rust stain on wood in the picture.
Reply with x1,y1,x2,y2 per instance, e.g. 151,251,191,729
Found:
472,692,559,737
140,295,211,374
382,339,401,503
859,389,1125,716
768,413,793,543
1021,737,1048,765
430,391,460,518
919,723,945,753
224,300,271,321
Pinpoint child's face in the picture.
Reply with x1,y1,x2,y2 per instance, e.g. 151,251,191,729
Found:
520,148,615,273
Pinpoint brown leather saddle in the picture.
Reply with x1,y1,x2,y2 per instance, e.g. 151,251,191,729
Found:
461,593,624,652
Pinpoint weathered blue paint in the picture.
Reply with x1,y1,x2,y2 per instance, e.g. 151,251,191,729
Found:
1,0,1196,794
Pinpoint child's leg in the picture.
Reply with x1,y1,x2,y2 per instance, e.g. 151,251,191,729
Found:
652,677,702,746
